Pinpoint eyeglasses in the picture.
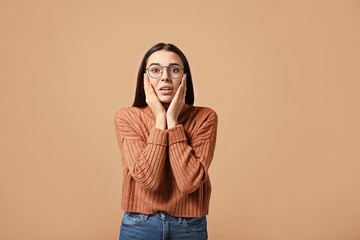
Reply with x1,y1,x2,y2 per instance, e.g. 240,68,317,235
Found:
146,63,184,79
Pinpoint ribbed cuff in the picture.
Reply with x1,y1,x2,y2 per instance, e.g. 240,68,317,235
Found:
166,124,187,145
147,127,168,146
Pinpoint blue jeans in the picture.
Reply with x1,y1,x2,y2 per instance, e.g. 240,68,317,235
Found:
119,211,208,240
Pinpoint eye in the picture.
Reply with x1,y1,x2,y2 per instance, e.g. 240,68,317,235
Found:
170,67,179,73
150,66,161,73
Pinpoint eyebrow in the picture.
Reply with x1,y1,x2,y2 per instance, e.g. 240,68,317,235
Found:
149,62,182,67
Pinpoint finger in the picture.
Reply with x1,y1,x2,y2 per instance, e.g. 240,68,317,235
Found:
180,74,186,99
184,74,187,91
144,78,151,100
183,74,187,92
173,82,183,100
143,74,147,90
145,75,156,96
144,74,156,100
144,74,148,90
146,74,152,88
147,79,155,93
147,80,161,99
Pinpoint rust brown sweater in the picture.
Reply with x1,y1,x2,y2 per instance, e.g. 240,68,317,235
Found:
114,103,218,217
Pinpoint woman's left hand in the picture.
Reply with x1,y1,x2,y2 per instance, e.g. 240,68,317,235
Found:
167,74,187,129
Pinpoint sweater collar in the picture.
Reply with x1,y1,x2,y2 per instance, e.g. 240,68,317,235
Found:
141,103,191,118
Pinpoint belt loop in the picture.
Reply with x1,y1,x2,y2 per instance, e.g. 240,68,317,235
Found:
178,217,183,223
143,214,149,221
160,211,167,220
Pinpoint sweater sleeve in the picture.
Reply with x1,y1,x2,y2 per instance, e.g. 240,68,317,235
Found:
166,109,218,194
114,109,167,191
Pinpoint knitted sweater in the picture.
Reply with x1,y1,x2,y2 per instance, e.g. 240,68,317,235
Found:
114,103,218,217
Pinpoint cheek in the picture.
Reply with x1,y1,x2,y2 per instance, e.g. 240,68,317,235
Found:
149,80,157,88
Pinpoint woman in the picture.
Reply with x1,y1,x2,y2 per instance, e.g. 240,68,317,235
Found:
114,42,218,240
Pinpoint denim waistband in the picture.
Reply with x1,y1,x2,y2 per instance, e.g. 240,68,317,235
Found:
129,211,184,223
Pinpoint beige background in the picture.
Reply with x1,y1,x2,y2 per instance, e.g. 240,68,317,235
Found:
1,1,359,239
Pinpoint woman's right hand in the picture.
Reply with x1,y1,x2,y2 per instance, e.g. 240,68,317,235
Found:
144,73,166,130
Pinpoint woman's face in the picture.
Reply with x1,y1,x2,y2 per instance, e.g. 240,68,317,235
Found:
145,50,184,104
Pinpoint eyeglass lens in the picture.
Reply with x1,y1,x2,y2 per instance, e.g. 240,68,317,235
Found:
148,65,183,79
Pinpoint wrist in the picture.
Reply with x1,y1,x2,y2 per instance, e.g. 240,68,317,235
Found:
167,119,178,129
155,115,166,130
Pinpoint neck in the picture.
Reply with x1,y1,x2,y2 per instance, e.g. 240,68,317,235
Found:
162,102,170,110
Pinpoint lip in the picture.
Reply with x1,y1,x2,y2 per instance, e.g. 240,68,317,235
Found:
159,85,172,90
158,85,173,95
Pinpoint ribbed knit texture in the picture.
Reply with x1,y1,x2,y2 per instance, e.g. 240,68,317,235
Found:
114,103,218,217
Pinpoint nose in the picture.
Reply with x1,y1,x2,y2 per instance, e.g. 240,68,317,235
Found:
161,67,171,82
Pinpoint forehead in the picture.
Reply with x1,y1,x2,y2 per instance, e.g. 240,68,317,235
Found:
146,50,183,67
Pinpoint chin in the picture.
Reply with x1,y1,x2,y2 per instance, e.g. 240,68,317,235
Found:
159,96,174,103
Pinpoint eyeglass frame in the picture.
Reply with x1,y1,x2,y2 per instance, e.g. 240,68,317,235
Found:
145,63,185,79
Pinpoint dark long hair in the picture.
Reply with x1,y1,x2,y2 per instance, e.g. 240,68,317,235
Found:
132,43,194,107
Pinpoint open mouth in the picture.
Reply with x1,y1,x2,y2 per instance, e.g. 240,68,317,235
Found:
159,88,172,95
